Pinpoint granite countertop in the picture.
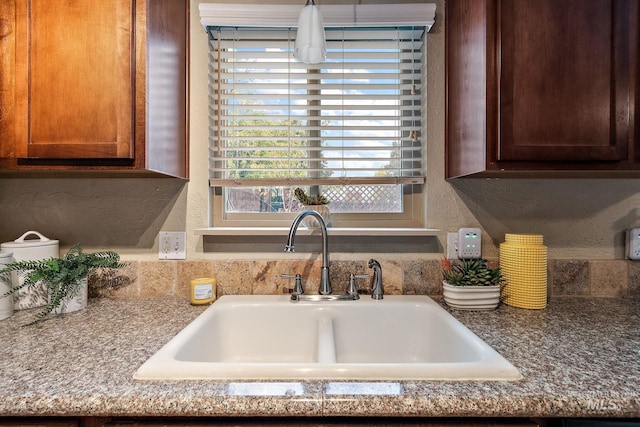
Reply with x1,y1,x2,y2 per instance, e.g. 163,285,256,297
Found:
0,297,638,419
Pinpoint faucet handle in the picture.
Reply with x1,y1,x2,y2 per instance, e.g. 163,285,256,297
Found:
368,259,383,300
347,274,369,297
281,274,304,296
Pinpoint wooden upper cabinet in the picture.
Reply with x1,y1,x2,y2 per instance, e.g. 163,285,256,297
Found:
0,0,188,177
446,0,639,178
499,0,630,162
16,0,134,160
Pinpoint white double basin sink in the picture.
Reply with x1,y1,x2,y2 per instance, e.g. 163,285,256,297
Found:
134,295,522,381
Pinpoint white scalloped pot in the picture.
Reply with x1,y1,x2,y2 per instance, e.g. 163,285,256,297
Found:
443,281,501,311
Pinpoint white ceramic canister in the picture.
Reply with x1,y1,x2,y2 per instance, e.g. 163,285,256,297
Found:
1,231,59,310
0,251,14,320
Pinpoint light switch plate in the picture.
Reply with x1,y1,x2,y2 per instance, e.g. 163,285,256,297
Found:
159,231,187,260
446,232,459,259
457,227,481,259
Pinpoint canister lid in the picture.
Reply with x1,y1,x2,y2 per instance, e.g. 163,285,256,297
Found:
504,233,544,245
1,231,59,249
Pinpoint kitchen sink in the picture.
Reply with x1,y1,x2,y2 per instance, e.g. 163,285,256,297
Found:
134,295,522,381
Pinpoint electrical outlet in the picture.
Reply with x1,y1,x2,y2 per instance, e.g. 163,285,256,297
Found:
626,228,640,260
159,231,186,260
446,232,459,259
457,227,481,259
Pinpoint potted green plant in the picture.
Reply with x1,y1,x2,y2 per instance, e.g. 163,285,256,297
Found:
0,244,127,325
441,257,503,310
293,187,331,227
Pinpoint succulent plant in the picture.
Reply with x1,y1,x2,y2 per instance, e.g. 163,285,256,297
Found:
441,257,503,287
294,187,329,205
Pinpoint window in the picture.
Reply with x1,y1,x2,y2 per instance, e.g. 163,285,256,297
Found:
203,4,433,228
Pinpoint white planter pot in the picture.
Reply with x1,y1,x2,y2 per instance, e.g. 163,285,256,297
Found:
0,251,14,321
52,278,88,315
443,281,501,310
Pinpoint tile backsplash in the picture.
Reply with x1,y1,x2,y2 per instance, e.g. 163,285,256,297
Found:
89,257,640,300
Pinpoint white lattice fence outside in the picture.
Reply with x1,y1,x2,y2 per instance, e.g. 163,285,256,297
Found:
224,185,403,213
321,185,402,213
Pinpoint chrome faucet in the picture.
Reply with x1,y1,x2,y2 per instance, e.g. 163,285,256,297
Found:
369,259,383,300
284,210,332,295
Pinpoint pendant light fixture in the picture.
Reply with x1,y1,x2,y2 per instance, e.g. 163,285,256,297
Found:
294,0,326,64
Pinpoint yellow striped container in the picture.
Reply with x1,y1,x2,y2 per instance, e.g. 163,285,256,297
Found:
499,233,547,309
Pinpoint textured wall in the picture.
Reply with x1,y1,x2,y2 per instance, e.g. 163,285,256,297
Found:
0,176,187,254
1,0,640,261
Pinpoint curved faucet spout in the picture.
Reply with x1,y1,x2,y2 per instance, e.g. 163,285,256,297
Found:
284,210,332,295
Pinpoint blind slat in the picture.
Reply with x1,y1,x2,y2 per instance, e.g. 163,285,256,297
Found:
210,147,422,153
209,177,426,187
213,116,420,122
211,104,421,112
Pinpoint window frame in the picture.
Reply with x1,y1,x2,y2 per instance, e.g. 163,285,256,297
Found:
211,187,424,228
200,3,435,230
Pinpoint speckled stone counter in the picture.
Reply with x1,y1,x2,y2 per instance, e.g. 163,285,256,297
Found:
0,297,638,419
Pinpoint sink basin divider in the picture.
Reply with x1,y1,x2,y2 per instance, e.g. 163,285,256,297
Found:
316,316,337,364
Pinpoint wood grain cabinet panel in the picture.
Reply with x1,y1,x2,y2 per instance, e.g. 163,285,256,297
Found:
0,0,188,177
18,0,133,160
446,0,639,177
103,419,544,427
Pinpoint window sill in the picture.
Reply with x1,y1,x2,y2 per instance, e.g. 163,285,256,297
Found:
195,227,439,237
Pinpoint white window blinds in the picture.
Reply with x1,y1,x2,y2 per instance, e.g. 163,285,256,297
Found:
208,26,427,187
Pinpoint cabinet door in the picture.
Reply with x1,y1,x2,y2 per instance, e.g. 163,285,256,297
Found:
15,0,134,159
446,0,639,177
498,0,631,162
